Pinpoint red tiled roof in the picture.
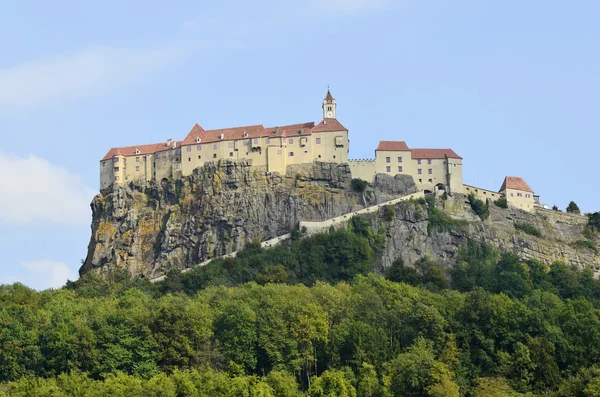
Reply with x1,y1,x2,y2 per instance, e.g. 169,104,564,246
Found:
324,89,334,104
266,122,315,137
411,148,462,160
499,176,533,193
311,118,347,132
376,141,410,151
100,142,178,161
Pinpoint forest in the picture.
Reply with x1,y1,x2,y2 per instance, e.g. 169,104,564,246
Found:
3,214,600,396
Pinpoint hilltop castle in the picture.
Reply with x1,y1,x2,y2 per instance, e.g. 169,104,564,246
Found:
100,90,538,211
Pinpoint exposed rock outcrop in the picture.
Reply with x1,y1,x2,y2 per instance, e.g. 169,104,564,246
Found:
372,195,600,273
81,161,416,278
81,160,600,279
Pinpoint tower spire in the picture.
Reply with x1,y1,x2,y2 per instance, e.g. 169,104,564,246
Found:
322,88,336,119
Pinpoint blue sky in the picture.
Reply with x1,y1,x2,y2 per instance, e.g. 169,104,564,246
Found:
1,0,598,290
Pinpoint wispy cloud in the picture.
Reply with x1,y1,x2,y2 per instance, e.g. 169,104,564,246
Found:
0,153,95,226
21,260,76,290
0,40,229,107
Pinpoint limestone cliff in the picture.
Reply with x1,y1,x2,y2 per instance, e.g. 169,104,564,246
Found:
81,161,600,279
80,161,416,278
372,195,600,274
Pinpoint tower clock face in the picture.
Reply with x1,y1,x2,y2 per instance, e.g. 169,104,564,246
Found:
326,111,333,118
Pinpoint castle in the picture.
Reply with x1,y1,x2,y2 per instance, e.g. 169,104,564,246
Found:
100,90,538,211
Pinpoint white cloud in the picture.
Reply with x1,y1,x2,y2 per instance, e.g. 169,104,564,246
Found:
21,260,76,290
0,153,95,226
0,42,198,107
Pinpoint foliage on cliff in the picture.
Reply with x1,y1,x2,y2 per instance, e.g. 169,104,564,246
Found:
4,231,600,395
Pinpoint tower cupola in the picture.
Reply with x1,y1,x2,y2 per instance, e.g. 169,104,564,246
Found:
322,89,336,119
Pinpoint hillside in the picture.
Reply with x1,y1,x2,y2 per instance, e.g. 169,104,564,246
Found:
81,161,600,279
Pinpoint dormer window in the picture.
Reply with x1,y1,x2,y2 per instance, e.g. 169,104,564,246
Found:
135,149,141,155
243,131,248,137
196,137,201,143
219,133,224,140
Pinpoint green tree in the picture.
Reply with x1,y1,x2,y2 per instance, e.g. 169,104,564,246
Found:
309,370,357,397
567,201,581,214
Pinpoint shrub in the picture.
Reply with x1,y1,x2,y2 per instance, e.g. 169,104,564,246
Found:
351,178,368,193
571,240,598,254
383,205,395,222
493,197,508,209
552,205,560,211
428,208,468,235
588,212,600,232
567,201,581,214
514,222,542,237
468,193,489,220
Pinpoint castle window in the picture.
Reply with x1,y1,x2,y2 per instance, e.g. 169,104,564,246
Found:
318,154,321,158
102,162,105,167
428,159,432,164
253,139,259,144
398,166,402,172
162,152,166,158
289,139,293,144
136,166,140,171
417,159,421,164
187,147,191,152
244,141,249,146
213,154,217,158
428,169,432,174
143,156,146,161
114,157,119,163
386,166,391,172
289,152,294,156
517,193,523,197
419,179,422,183
266,138,270,144
114,167,119,172
229,152,234,157
511,193,514,197
278,150,282,155
188,157,191,162
136,157,140,162
197,145,201,151
398,157,402,163
213,144,217,149
428,179,432,183
316,138,321,144
115,176,119,181
175,149,180,154
228,142,234,148
386,157,390,163
418,169,422,174
198,155,201,159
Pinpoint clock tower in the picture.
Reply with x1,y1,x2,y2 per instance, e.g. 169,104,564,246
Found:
322,89,336,119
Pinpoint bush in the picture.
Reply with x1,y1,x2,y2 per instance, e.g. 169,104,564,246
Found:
514,222,542,237
567,201,581,214
552,205,560,211
383,205,395,222
571,240,598,254
493,196,508,209
588,212,600,232
468,193,489,220
428,208,468,235
351,178,368,193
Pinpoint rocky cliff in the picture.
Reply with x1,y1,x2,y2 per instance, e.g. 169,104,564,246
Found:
81,161,416,278
81,161,600,279
372,195,600,273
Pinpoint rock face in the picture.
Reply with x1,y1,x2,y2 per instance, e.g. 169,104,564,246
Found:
372,195,600,273
81,160,600,279
81,161,417,278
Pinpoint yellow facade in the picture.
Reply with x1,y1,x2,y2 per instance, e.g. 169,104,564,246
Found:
100,91,348,189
